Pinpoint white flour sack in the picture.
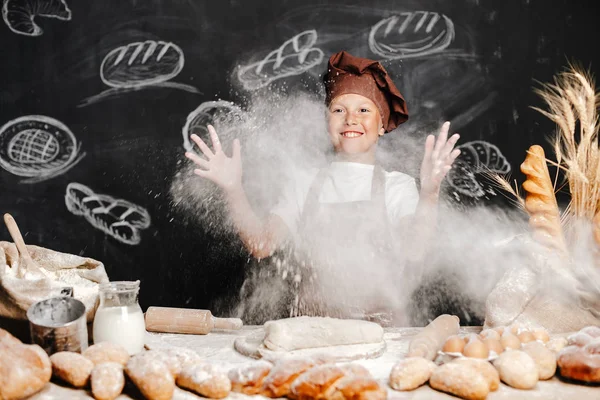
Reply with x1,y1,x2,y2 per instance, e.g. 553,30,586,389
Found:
484,245,600,333
0,241,109,321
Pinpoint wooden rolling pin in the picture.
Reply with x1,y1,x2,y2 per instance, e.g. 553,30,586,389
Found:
145,306,243,334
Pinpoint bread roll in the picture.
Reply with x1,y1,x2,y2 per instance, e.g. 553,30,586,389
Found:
228,360,272,395
0,329,52,400
520,145,566,253
388,357,436,391
50,351,94,388
177,363,231,399
90,362,125,400
452,358,500,391
429,362,489,400
493,350,538,389
522,341,557,379
83,342,130,366
125,351,175,400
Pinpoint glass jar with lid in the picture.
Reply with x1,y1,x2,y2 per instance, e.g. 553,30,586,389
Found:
92,280,146,355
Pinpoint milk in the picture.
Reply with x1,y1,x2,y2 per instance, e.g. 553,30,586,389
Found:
93,305,146,355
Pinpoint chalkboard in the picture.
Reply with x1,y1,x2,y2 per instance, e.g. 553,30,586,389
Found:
0,0,598,323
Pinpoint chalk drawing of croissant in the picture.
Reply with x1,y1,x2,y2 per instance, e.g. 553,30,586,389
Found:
447,140,511,198
2,0,71,36
237,30,324,90
65,183,151,245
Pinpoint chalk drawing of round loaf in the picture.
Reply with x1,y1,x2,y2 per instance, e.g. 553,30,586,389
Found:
100,40,185,88
369,11,454,59
447,140,511,198
237,30,324,91
0,115,84,183
182,100,245,152
2,0,71,36
65,183,151,245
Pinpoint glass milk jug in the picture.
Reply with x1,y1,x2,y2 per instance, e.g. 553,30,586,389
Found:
93,280,146,355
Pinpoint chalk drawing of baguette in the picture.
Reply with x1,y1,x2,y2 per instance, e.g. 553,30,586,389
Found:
369,11,455,59
2,0,71,37
237,30,324,91
65,183,151,245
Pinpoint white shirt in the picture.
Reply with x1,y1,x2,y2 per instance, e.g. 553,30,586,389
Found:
271,162,419,239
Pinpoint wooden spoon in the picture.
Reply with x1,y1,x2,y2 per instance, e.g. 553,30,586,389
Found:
3,213,47,278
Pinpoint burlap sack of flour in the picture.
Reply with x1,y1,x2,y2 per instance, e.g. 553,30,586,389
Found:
484,243,600,333
0,241,109,322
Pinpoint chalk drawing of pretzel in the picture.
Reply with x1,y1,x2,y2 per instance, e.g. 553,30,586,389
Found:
237,30,324,90
2,0,71,37
369,11,454,60
65,183,151,245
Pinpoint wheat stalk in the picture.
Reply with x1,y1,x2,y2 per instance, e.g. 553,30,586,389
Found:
531,65,600,225
484,171,526,210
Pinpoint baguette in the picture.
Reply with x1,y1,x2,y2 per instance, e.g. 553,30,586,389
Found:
520,145,566,253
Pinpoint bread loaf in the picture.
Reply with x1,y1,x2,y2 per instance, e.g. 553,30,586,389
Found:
451,358,500,391
83,342,130,366
522,341,557,379
50,351,94,388
125,351,175,400
90,362,125,400
388,357,436,391
429,362,489,400
0,329,52,400
177,363,231,399
493,350,539,389
520,145,566,253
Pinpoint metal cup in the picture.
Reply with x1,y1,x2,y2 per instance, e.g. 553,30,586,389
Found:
26,293,88,355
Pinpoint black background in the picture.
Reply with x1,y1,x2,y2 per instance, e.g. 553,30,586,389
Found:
0,0,598,321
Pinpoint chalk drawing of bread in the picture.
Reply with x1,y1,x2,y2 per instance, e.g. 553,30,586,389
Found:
369,11,454,59
237,30,324,90
0,115,80,178
100,40,185,88
182,100,244,151
65,183,151,245
2,0,71,36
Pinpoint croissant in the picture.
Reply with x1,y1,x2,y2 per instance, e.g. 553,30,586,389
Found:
520,145,566,254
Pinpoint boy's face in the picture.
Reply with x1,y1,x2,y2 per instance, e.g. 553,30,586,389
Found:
327,93,385,156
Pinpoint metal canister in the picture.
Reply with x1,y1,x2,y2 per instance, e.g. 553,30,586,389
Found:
26,291,88,355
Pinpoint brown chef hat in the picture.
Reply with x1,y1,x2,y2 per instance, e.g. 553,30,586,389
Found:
323,51,409,132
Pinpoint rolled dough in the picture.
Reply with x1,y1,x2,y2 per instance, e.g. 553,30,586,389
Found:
233,317,386,362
